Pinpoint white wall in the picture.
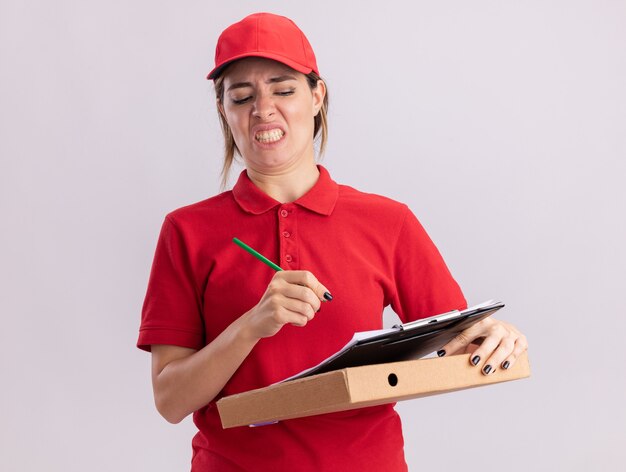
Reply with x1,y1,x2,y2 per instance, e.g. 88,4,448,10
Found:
1,1,624,470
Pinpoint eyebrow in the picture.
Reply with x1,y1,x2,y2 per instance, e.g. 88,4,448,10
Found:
226,75,298,92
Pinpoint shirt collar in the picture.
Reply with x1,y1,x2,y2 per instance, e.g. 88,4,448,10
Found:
232,165,339,216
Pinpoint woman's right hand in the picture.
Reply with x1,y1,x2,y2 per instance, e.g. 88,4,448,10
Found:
244,270,332,340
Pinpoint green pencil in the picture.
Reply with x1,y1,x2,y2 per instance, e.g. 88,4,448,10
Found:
233,237,283,271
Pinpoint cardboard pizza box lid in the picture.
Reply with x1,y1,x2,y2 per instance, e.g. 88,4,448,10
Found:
217,351,530,428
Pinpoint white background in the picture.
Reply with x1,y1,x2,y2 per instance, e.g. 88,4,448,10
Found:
1,1,625,470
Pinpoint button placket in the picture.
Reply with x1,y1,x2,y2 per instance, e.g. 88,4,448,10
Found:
278,204,298,268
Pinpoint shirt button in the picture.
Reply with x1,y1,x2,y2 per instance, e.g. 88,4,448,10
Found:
280,209,289,217
282,231,291,238
285,254,293,263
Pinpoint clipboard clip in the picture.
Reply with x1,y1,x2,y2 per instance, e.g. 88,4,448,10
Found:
393,310,460,331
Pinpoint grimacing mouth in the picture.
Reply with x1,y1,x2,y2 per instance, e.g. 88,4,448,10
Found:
255,129,285,143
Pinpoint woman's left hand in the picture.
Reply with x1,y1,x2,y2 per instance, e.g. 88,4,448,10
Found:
438,317,528,375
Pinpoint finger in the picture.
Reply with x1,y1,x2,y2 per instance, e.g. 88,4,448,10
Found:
282,303,314,327
478,335,516,375
499,334,529,370
279,270,333,302
465,332,502,370
266,302,312,328
280,283,322,312
280,295,317,321
288,312,312,327
439,321,486,357
466,322,510,372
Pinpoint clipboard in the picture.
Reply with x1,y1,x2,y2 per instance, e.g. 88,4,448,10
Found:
283,300,504,382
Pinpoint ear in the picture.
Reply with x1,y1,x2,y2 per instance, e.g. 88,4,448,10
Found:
311,80,326,116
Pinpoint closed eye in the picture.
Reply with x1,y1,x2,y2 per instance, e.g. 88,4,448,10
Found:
275,89,295,96
231,96,252,105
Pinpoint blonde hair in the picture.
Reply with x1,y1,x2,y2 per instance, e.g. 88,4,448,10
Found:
214,70,329,190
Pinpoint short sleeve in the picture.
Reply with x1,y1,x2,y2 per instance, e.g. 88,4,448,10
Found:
389,207,467,323
137,216,205,352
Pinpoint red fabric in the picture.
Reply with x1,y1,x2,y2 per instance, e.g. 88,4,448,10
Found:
138,166,466,471
207,12,319,80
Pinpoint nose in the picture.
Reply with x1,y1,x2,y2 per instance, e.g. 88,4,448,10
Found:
252,93,275,121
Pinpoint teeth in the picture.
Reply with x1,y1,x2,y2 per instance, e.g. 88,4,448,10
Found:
255,129,284,143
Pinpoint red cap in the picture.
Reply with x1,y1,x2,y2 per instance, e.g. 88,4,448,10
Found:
207,12,319,80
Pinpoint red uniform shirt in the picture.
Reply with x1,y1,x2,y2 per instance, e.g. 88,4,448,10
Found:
138,166,466,471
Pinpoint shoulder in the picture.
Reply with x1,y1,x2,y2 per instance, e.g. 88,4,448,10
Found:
164,191,236,228
336,183,410,219
329,183,414,242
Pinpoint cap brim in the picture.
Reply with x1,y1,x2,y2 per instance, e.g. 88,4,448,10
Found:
207,51,315,80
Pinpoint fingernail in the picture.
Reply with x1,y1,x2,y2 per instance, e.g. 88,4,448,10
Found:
471,355,481,366
502,361,510,370
323,292,333,301
483,365,492,375
437,350,446,357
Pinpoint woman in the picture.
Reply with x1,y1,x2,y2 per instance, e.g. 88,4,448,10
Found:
138,12,528,471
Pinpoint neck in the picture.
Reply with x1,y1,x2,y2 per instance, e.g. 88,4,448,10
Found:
246,161,320,203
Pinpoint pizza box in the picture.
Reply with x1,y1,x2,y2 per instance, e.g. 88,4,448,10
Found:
217,351,530,428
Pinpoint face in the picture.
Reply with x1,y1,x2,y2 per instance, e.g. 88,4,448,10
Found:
218,57,325,174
